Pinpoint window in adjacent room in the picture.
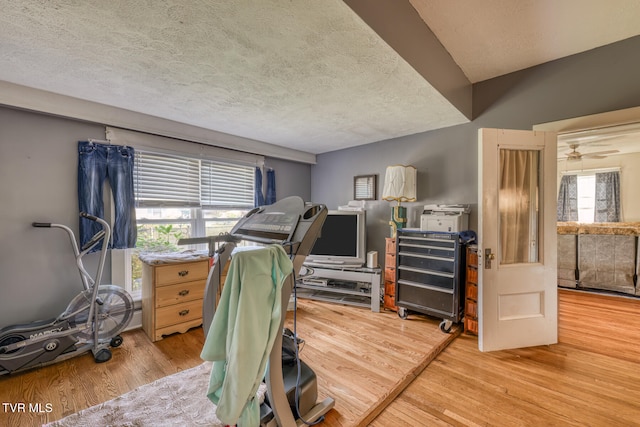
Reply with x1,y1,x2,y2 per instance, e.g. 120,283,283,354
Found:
576,174,596,222
557,170,620,224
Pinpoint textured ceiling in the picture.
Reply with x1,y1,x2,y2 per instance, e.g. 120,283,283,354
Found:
0,0,468,155
1,1,640,156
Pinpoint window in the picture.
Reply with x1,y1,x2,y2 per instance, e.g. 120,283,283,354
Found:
557,170,620,224
576,175,596,222
123,150,256,298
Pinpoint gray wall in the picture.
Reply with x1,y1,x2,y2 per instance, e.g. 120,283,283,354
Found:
0,109,106,325
264,157,311,202
0,107,311,326
311,35,640,266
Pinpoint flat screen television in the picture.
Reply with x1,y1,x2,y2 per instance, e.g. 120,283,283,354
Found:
304,210,366,267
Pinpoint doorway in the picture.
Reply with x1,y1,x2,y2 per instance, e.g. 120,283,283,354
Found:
536,107,640,297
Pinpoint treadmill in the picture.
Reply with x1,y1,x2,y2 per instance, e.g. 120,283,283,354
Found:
179,196,335,426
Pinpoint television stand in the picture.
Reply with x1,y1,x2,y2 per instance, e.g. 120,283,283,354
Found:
295,265,381,312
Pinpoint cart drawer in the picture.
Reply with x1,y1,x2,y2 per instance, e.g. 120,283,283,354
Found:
398,267,454,290
397,254,455,274
397,243,454,259
396,282,454,317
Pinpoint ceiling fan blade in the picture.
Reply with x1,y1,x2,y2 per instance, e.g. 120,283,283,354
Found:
582,149,619,157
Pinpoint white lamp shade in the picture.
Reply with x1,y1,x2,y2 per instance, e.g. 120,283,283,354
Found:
382,165,417,202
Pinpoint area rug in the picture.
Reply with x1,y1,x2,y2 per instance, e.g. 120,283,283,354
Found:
44,362,266,427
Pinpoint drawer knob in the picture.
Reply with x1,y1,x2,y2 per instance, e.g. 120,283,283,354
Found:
178,270,189,277
178,289,190,297
179,309,190,316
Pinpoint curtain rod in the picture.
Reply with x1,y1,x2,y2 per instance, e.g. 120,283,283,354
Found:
560,166,621,175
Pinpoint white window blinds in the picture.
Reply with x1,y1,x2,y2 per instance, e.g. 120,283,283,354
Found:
134,151,255,208
201,160,255,208
135,151,201,207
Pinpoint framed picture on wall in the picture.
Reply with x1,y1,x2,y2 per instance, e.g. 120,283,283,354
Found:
354,174,377,200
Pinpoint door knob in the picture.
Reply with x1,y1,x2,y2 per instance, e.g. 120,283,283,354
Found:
484,248,495,269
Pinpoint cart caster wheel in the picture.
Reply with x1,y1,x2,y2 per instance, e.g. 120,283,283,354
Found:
439,320,453,333
110,335,123,348
94,348,112,363
398,308,408,320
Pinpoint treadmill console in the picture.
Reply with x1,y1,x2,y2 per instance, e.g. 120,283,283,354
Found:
225,196,327,262
233,210,300,242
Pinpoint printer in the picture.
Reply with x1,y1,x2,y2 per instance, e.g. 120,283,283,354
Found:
420,204,470,232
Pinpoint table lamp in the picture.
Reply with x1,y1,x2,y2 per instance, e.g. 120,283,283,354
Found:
382,165,417,237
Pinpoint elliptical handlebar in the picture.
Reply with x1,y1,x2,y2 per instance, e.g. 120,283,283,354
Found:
32,222,52,228
79,212,99,222
78,212,111,253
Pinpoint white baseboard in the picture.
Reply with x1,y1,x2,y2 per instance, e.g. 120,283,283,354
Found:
125,308,143,332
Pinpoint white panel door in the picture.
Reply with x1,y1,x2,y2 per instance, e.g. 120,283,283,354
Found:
478,128,558,352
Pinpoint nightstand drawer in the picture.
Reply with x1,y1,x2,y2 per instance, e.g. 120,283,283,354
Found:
155,280,206,308
156,299,203,329
155,261,209,287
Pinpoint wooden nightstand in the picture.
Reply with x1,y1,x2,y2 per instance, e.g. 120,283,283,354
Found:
141,258,210,342
464,245,479,335
383,237,397,311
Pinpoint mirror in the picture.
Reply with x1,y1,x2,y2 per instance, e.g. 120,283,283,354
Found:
354,174,377,200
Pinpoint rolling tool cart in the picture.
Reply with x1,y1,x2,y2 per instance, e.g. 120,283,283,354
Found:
395,230,466,333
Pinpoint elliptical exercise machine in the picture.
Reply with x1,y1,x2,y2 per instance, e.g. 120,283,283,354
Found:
0,213,134,375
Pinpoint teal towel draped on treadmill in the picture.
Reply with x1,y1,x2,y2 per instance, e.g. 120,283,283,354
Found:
200,245,293,427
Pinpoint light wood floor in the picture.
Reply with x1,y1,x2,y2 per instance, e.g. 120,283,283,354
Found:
0,299,454,427
372,289,640,426
2,289,640,427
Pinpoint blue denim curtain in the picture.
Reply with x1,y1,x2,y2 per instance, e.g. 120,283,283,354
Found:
266,169,276,205
78,141,137,250
254,167,265,207
595,171,620,222
557,174,578,221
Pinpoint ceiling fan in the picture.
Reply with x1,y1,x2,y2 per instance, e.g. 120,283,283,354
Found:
562,143,619,161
